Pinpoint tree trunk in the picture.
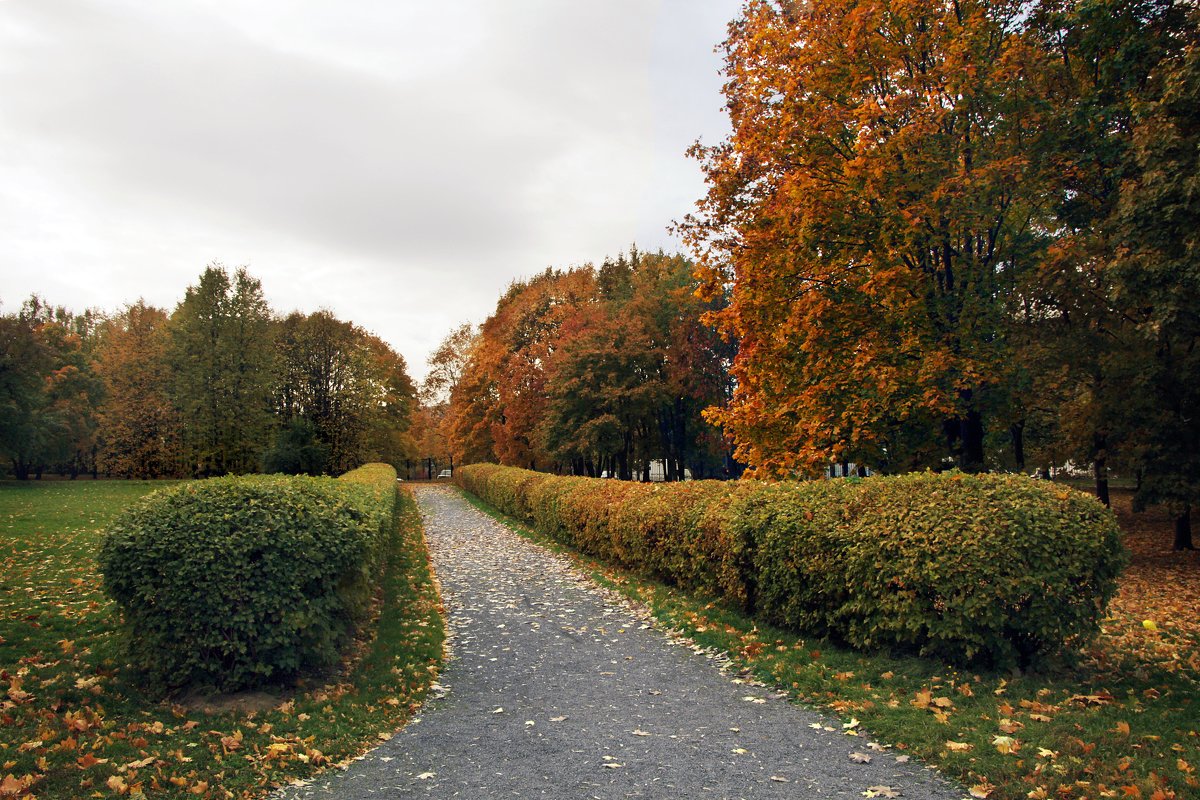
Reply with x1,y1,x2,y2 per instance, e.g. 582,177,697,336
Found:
1094,456,1110,508
961,408,986,473
1175,505,1195,551
1010,421,1025,471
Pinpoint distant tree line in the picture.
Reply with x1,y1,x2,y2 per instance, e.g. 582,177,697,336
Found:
419,248,736,480
0,264,416,480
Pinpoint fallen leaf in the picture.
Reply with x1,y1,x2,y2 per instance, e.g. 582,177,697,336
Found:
770,775,789,782
993,735,1019,755
865,786,901,798
945,741,973,752
0,775,29,796
602,763,623,769
416,772,435,780
849,752,872,763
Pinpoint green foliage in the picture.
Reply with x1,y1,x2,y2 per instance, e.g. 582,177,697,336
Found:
274,310,418,475
458,465,1125,667
168,264,277,477
262,418,331,475
99,464,397,692
0,298,105,479
742,473,1126,667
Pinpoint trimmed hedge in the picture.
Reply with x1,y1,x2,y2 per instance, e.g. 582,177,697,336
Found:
456,464,1125,668
100,464,397,691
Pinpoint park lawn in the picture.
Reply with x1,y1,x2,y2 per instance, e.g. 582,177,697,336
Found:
461,487,1200,800
0,479,444,800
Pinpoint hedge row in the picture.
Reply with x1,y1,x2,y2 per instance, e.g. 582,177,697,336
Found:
456,464,1125,667
100,464,398,691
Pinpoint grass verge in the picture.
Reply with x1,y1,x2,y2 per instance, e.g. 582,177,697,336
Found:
458,487,1199,800
0,480,444,799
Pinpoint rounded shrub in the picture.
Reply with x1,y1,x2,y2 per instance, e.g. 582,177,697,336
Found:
744,473,1126,667
100,468,396,692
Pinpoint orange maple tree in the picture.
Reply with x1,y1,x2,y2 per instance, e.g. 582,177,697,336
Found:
682,0,1059,477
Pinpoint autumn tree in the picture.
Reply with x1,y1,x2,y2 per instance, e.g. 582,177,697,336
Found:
683,0,1058,477
272,310,415,474
169,265,276,476
1004,0,1194,506
416,322,480,474
95,302,181,478
1104,27,1200,549
439,250,732,479
540,250,731,479
468,268,598,470
443,332,499,467
0,298,104,479
421,323,475,406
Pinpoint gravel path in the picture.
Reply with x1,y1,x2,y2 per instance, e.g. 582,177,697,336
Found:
274,485,964,800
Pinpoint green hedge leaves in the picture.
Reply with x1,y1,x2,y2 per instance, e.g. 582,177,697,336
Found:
457,465,1125,668
100,464,397,692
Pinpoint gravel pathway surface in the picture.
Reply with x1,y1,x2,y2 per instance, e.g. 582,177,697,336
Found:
274,485,965,800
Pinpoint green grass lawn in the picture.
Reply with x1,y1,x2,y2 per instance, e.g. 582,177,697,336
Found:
0,479,444,800
459,489,1200,800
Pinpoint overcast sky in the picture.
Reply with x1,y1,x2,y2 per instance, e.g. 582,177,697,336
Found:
0,0,740,381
